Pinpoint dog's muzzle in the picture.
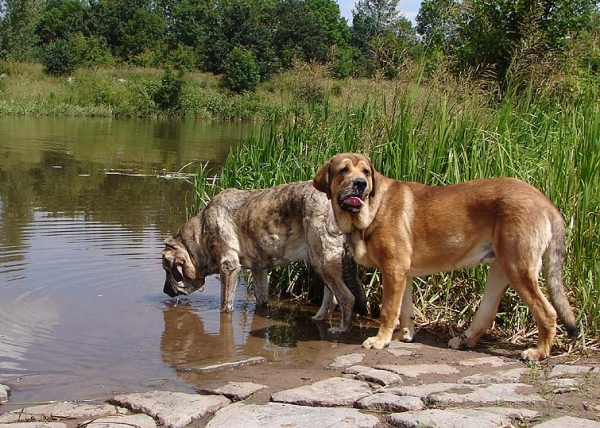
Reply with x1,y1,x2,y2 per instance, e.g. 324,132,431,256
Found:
163,275,204,297
339,177,367,213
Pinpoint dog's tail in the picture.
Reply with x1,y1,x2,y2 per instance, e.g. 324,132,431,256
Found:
545,213,578,338
342,242,368,316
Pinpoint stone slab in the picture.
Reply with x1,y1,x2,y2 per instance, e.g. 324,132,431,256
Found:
0,384,9,404
329,353,365,369
206,402,379,428
386,382,544,405
110,390,230,428
533,416,600,427
386,408,513,428
458,368,527,384
0,402,127,423
179,356,267,374
83,414,157,428
355,392,424,412
197,381,268,401
549,364,595,378
343,365,403,386
376,363,459,378
0,423,67,428
270,377,372,407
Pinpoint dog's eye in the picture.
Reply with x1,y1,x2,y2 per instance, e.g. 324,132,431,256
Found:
339,166,349,175
363,168,370,176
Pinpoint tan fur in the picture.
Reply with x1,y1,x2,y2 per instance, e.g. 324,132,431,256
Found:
314,153,578,361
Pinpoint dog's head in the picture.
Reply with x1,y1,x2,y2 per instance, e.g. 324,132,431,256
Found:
313,153,377,231
162,235,205,297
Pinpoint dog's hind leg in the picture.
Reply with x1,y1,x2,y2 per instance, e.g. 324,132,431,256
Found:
449,263,508,351
399,278,414,342
313,285,336,321
251,269,269,307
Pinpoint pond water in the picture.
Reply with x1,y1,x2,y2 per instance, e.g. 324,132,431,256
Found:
0,116,339,409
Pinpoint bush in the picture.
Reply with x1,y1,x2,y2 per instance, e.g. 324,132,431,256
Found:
222,46,260,94
150,67,185,112
43,39,77,76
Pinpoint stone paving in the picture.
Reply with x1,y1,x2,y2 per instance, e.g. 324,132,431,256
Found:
1,340,599,427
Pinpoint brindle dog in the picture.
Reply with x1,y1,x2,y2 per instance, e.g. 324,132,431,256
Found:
162,180,366,333
314,153,577,361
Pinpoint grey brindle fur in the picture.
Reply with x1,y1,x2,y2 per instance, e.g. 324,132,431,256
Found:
162,181,366,332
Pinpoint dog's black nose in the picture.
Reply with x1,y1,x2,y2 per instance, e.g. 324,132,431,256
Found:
353,177,367,192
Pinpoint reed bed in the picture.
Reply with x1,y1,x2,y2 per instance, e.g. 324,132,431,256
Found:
194,84,599,351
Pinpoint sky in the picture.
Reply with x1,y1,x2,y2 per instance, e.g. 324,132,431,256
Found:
337,0,423,25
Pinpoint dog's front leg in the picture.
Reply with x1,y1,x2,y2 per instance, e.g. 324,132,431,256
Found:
220,256,241,312
399,278,415,342
363,266,408,349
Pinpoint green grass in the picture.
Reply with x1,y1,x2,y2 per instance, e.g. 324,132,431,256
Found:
194,83,600,351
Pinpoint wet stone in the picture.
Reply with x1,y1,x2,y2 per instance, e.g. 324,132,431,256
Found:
549,364,595,378
270,377,373,407
206,402,380,428
82,414,157,428
343,365,403,386
110,390,230,428
0,402,127,423
197,381,268,401
0,384,8,404
532,415,600,427
386,408,516,428
329,353,365,369
458,367,527,384
355,392,424,412
375,363,459,378
179,356,267,374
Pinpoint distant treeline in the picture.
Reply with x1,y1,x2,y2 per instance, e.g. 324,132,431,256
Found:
1,0,599,93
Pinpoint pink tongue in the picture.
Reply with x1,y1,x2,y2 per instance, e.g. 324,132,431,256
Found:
344,196,364,207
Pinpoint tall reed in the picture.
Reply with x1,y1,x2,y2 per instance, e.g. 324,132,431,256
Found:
195,85,599,348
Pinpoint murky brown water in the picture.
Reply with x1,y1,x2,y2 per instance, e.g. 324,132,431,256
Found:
0,116,349,410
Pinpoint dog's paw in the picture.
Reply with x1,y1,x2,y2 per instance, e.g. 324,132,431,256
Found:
448,336,463,349
362,336,389,349
400,328,414,343
311,313,327,321
520,348,548,362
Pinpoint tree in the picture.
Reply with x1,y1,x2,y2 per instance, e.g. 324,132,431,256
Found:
416,0,599,88
222,45,260,93
36,0,88,45
0,0,43,61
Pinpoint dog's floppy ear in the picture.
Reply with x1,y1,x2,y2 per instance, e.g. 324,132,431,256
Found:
368,157,376,199
313,160,332,199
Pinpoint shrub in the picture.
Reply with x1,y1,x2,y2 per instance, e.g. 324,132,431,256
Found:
43,39,77,76
222,46,260,94
150,67,185,113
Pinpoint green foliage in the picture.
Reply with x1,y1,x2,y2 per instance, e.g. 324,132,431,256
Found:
42,38,77,76
150,67,186,113
222,46,260,94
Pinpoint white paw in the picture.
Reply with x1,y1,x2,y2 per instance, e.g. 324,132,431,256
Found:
448,336,462,349
362,336,388,349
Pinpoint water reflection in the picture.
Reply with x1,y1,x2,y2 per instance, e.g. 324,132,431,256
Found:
160,293,332,378
0,116,254,406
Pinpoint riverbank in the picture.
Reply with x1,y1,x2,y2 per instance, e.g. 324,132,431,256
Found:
1,331,599,427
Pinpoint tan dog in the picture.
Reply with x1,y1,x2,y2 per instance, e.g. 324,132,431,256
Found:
313,153,578,361
162,181,366,333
